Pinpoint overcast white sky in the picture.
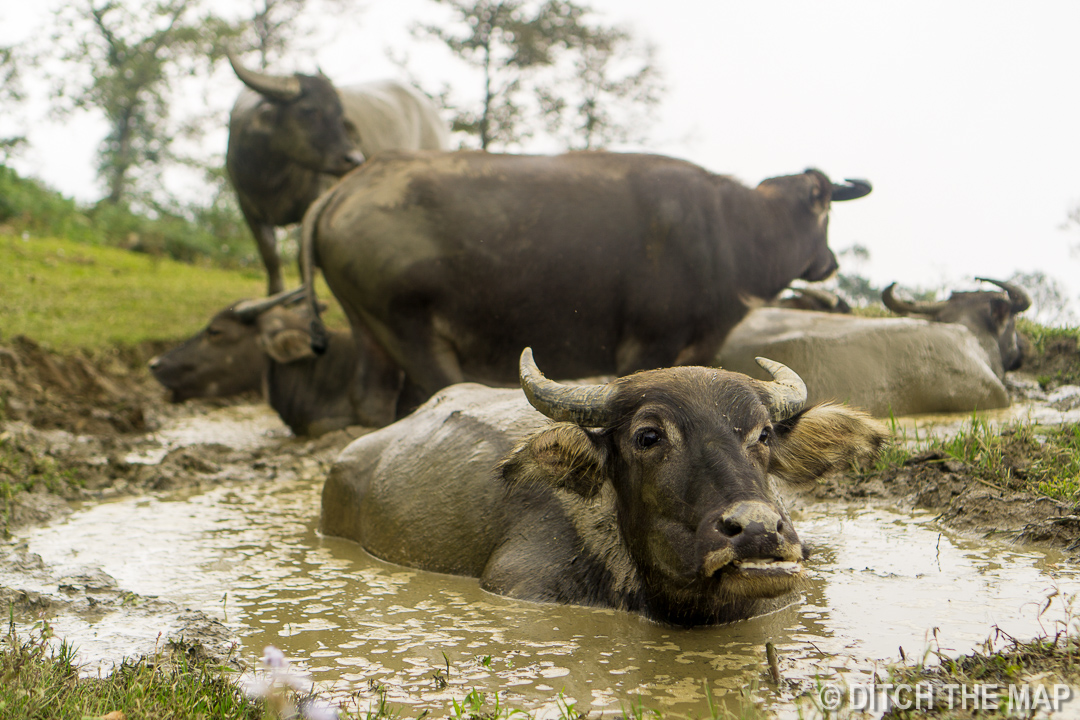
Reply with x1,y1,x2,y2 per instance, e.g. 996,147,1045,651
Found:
3,1,1080,320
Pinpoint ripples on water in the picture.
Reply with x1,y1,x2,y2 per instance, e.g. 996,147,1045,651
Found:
20,467,1080,717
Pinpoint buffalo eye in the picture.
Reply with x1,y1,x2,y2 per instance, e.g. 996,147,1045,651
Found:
634,427,664,450
206,327,223,338
758,427,772,446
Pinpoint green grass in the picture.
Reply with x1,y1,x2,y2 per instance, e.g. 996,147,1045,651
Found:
0,233,267,350
862,414,1080,505
0,233,344,351
0,623,264,720
880,629,1080,719
1017,317,1080,357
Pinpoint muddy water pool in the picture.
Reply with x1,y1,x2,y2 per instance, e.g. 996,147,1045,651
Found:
16,462,1080,718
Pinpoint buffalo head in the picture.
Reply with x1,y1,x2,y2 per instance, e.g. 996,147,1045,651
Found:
228,52,364,176
149,287,310,402
882,277,1031,374
500,348,887,624
755,171,872,284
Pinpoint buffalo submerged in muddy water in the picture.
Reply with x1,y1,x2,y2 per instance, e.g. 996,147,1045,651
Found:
302,150,872,427
321,349,887,626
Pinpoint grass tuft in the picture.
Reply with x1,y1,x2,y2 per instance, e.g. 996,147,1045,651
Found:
0,621,263,720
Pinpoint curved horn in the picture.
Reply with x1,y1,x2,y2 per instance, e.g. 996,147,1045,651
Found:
975,277,1032,313
830,178,872,202
227,49,301,102
794,286,841,309
754,357,807,422
881,282,949,317
232,287,307,322
519,348,617,427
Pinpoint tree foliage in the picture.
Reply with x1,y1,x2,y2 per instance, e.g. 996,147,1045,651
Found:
240,0,364,70
45,0,238,207
536,24,661,150
0,44,28,161
1009,270,1076,327
413,0,663,151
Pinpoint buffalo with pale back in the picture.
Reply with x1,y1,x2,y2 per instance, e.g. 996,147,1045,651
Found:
226,52,449,294
321,349,887,626
882,277,1031,377
149,288,359,437
302,150,872,427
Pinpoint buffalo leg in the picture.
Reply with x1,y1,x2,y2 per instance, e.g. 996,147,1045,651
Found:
394,378,429,420
240,206,284,295
349,323,404,428
615,334,721,376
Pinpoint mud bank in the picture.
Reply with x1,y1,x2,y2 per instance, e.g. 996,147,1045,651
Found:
793,373,1080,553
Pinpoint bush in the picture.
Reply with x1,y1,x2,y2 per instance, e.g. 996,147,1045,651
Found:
0,164,257,269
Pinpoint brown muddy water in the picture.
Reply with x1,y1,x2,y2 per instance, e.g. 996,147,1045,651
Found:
8,402,1080,718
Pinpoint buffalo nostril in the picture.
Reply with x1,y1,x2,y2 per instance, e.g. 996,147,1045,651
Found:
720,517,744,537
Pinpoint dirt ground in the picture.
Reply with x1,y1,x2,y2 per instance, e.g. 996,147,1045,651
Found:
0,334,360,663
793,449,1080,553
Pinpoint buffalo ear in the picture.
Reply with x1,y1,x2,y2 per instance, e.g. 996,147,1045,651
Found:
768,403,889,485
498,424,608,498
261,328,315,364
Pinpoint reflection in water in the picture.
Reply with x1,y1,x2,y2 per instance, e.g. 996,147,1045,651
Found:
19,475,1080,717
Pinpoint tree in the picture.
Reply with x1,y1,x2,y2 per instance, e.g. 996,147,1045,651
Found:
536,25,661,150
0,44,27,162
413,0,663,151
45,0,237,207
1008,270,1076,327
241,0,364,70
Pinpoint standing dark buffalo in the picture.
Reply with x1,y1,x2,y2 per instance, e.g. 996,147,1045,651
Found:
226,52,450,294
302,150,872,426
322,349,887,625
882,277,1031,377
148,288,358,437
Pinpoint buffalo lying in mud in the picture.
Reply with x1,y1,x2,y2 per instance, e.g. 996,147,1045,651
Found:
148,288,357,437
717,278,1032,416
773,286,852,313
226,52,449,294
321,349,887,626
302,150,872,427
882,277,1031,378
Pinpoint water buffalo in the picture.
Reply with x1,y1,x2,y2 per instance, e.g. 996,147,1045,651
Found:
148,289,359,437
716,278,1032,416
322,349,887,625
226,52,450,294
302,150,872,427
882,277,1031,377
